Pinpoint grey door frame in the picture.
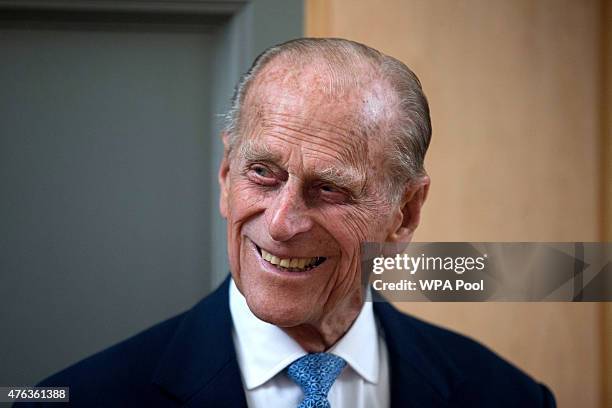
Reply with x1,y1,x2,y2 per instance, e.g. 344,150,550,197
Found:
0,0,304,286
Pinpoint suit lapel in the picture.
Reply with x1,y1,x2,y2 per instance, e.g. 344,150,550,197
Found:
152,277,247,407
182,358,246,408
374,301,451,408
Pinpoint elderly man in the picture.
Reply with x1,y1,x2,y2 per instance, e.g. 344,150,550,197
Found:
26,38,555,407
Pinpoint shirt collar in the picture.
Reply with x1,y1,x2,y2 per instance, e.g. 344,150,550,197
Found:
229,279,380,389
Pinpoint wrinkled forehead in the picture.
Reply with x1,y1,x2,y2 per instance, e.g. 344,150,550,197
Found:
242,58,396,137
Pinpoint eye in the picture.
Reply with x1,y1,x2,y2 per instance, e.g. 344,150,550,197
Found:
253,165,271,177
318,184,351,203
247,164,278,186
320,184,338,193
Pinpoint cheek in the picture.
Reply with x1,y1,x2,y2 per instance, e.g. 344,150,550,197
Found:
320,208,375,264
225,181,267,271
335,205,385,243
227,180,267,219
323,205,392,267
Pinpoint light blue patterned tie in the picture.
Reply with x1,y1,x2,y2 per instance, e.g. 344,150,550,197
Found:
286,353,347,408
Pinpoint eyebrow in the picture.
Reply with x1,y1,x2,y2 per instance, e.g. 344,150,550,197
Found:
315,166,365,194
238,139,366,194
239,139,282,164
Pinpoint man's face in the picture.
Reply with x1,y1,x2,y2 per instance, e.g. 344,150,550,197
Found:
219,63,404,328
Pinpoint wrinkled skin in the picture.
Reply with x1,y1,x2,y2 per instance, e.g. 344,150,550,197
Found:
219,60,429,352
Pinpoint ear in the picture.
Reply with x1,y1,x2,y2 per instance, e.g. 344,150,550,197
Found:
386,175,430,243
218,132,231,219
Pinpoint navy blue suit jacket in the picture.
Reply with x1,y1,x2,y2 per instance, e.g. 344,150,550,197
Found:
21,277,555,407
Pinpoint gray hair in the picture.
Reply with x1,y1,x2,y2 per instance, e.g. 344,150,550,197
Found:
223,38,431,201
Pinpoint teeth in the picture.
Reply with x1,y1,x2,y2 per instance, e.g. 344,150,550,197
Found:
260,248,321,270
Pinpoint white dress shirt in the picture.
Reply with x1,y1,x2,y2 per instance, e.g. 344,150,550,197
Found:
229,279,390,408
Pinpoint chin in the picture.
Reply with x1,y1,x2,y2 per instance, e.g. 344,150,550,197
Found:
245,294,313,328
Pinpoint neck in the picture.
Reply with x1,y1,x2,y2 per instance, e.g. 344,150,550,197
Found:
282,297,363,353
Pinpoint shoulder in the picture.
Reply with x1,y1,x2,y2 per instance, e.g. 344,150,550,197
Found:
27,279,234,407
374,302,556,407
35,312,185,406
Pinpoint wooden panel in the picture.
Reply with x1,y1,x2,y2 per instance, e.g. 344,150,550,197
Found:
602,1,611,406
604,0,612,243
304,0,329,38
306,0,605,406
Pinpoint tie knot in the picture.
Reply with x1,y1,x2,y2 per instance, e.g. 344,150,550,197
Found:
286,353,347,399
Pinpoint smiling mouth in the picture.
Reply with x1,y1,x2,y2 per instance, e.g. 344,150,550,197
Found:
255,245,326,272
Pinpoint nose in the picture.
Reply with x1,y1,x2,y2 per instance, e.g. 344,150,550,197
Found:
266,180,314,242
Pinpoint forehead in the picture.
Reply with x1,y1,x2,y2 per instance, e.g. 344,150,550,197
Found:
244,57,394,125
239,60,394,167
246,109,367,171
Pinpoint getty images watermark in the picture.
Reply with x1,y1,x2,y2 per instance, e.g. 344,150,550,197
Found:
361,243,612,301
